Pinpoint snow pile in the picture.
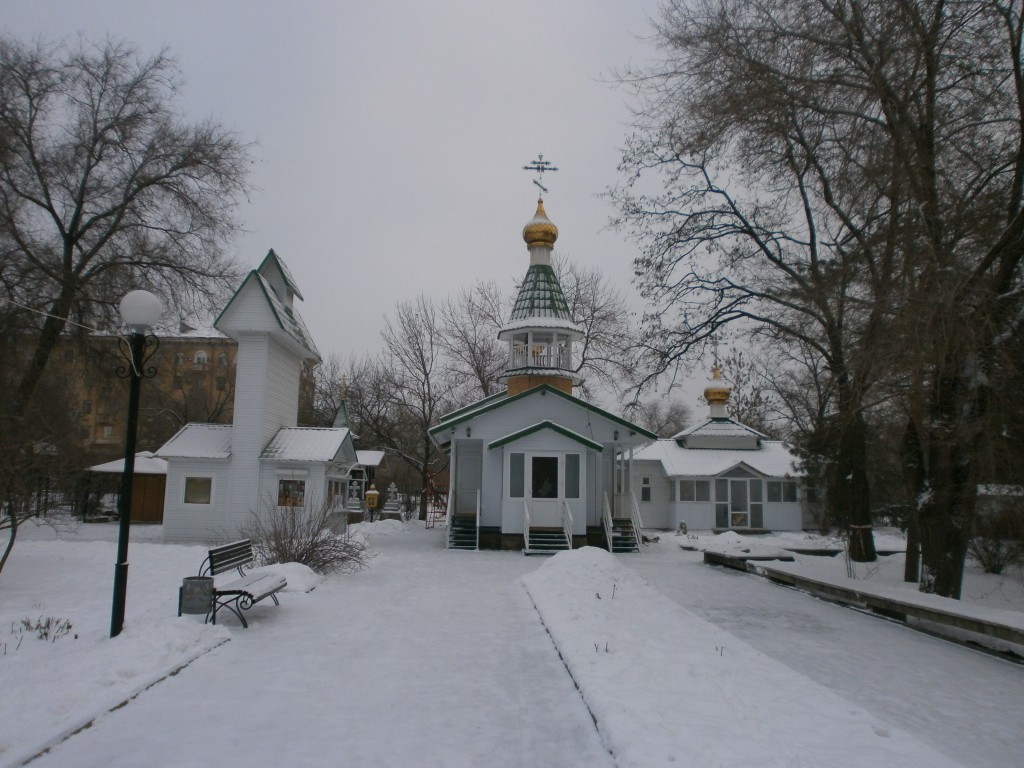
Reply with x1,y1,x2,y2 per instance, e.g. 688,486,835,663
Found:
349,519,410,538
0,541,230,766
697,530,792,558
251,561,321,593
522,546,963,768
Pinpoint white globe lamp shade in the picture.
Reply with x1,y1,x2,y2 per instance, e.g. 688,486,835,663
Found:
119,290,163,333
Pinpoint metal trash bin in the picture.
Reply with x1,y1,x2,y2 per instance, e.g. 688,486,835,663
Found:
178,576,214,616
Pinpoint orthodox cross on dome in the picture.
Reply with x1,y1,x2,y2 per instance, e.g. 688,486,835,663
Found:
522,153,559,194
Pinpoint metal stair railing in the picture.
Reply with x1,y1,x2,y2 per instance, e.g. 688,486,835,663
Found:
561,500,574,549
445,489,455,550
523,500,532,554
603,492,615,552
629,491,645,554
475,488,481,551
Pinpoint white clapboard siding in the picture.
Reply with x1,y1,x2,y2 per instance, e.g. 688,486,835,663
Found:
162,458,232,543
456,389,637,535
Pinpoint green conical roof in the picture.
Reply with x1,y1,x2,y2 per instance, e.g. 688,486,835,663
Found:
509,263,573,322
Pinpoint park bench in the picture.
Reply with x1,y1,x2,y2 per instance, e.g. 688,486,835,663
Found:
178,539,286,628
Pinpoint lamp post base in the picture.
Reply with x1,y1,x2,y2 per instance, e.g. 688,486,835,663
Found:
111,561,129,637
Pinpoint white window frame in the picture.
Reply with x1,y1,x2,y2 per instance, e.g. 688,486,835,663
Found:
183,476,214,505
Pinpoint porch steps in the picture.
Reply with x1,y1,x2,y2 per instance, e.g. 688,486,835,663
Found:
609,518,640,554
448,515,478,551
525,528,571,555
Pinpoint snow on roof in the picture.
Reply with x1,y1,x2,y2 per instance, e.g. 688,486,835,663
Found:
356,450,386,467
254,273,320,359
156,424,233,459
430,384,657,444
673,417,766,441
167,323,226,339
498,315,583,336
633,439,800,478
87,451,168,475
258,248,304,301
261,427,351,462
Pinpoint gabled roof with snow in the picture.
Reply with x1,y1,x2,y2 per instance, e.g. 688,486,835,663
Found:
253,273,320,358
260,427,353,463
429,384,656,446
88,451,168,475
633,439,800,479
157,424,233,459
674,417,766,441
356,450,386,468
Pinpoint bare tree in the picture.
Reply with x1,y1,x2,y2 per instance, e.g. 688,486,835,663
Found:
439,281,506,401
715,347,786,439
380,296,454,519
612,0,910,561
0,36,251,575
553,254,639,401
615,0,1024,593
0,38,250,418
624,396,691,438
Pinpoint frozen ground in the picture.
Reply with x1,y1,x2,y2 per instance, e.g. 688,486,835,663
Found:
1,519,1022,767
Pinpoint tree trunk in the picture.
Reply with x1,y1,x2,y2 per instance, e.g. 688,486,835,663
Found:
12,289,76,421
833,378,876,562
918,367,978,598
900,419,925,583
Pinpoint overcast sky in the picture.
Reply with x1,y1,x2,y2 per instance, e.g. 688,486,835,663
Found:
4,1,709,408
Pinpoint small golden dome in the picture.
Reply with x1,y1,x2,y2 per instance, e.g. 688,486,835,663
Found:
704,365,732,404
523,197,558,248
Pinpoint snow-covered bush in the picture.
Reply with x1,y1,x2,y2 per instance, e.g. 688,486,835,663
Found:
243,499,372,575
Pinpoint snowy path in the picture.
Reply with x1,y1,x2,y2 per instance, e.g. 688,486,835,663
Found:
27,528,612,768
630,540,1024,768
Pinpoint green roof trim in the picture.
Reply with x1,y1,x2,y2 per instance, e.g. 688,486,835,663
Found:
488,421,603,451
214,271,320,360
258,248,304,300
436,390,509,424
509,263,572,321
428,384,657,441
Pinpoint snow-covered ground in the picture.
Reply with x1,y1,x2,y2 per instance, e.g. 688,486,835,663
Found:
1,519,1021,767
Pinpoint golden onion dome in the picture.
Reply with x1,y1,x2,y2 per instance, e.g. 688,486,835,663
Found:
704,365,732,405
523,197,558,248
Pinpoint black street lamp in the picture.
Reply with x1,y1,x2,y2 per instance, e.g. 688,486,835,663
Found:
110,290,162,639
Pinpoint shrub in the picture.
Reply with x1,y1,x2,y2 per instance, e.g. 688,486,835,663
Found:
969,506,1024,575
242,498,372,575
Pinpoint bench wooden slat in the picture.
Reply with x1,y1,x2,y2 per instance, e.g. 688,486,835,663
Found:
206,540,257,576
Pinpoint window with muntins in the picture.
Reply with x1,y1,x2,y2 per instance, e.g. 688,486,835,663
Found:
767,480,799,503
680,479,711,502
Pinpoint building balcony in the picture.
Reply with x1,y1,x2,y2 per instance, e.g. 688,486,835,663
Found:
510,344,571,371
